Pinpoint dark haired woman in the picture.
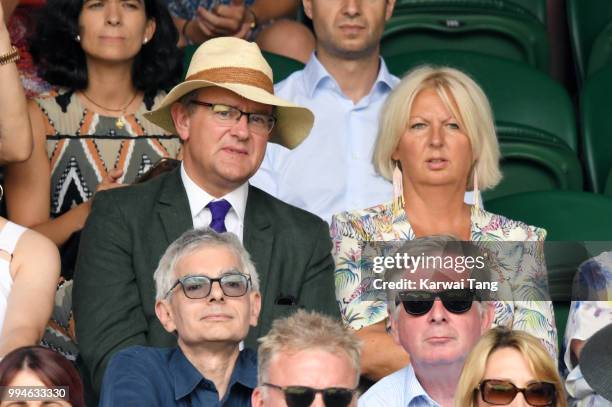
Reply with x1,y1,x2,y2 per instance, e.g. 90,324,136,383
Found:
0,346,85,407
4,0,183,273
3,0,182,356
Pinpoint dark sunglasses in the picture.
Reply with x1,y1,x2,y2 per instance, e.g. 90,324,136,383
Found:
478,379,556,406
395,289,475,315
263,383,356,407
166,272,251,299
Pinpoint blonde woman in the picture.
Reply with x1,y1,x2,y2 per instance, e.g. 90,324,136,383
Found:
456,327,567,407
331,65,556,379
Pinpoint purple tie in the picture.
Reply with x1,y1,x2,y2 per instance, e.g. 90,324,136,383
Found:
206,199,231,233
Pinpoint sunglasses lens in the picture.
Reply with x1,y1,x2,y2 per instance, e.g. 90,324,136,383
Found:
440,290,474,314
284,386,316,407
399,291,434,315
322,388,354,407
525,382,556,406
182,277,211,299
481,380,517,404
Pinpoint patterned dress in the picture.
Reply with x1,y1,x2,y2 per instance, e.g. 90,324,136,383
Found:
38,89,181,358
38,90,181,215
330,198,558,359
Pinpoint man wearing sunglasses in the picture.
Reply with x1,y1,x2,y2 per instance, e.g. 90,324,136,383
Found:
74,37,339,396
359,237,495,407
100,228,261,406
252,310,361,407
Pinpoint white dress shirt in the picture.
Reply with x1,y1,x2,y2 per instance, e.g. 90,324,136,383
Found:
180,163,248,242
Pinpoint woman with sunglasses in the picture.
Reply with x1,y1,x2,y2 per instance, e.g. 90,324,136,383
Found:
331,65,556,380
455,327,567,407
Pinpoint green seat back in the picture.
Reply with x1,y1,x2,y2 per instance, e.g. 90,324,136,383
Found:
384,2,549,71
567,0,612,83
385,50,577,151
483,138,583,201
486,191,612,241
182,46,304,84
394,0,547,25
486,190,612,345
580,65,612,192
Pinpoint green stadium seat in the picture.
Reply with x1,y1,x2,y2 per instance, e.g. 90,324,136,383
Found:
580,65,612,193
383,0,550,72
567,0,612,83
483,137,583,201
182,46,304,84
385,50,577,151
486,190,612,346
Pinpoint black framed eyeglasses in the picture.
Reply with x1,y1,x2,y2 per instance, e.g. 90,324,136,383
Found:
262,383,356,407
395,289,476,316
166,272,251,299
189,100,277,134
477,379,556,406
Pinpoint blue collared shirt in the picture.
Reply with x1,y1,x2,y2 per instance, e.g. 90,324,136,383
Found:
358,365,441,407
100,346,257,406
250,53,399,224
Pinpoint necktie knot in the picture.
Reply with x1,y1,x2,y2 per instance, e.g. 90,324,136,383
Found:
206,199,231,233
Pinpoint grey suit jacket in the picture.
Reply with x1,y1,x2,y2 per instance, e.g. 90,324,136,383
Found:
73,167,339,392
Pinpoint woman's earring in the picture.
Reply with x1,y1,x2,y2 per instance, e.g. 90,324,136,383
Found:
392,161,403,211
75,35,81,42
0,184,4,202
473,166,480,212
143,37,148,44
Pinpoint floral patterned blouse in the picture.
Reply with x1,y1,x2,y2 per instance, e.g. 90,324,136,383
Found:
330,198,558,359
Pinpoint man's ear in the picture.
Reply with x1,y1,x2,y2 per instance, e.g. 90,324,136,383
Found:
171,103,191,142
480,301,495,333
385,0,397,22
249,292,262,327
251,387,265,407
302,0,313,20
155,299,177,334
388,307,401,346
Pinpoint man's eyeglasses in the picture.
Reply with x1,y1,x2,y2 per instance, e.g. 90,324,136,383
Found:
166,272,251,299
477,379,557,406
395,289,476,316
190,100,276,135
262,383,356,407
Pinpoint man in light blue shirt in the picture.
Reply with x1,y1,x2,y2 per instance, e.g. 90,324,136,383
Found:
250,0,398,225
359,237,495,407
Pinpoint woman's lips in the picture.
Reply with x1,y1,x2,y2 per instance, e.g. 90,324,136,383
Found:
426,158,449,170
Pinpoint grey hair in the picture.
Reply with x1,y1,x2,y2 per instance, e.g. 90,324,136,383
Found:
153,228,260,301
257,310,361,387
385,235,492,320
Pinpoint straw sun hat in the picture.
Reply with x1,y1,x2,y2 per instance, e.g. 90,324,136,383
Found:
144,37,314,149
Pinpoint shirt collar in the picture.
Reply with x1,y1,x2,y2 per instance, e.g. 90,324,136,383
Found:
180,162,248,223
302,52,398,99
169,347,258,401
405,365,440,407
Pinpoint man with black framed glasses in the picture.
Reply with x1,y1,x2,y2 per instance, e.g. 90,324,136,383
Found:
74,37,339,397
252,310,361,407
100,228,261,406
359,236,495,407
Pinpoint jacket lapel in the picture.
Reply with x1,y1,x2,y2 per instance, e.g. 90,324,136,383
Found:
156,168,193,246
243,186,274,337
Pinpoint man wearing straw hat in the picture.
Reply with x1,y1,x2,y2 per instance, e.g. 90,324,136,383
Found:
73,37,339,394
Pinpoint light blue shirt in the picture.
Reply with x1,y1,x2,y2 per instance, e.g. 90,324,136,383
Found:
359,365,441,407
250,53,399,224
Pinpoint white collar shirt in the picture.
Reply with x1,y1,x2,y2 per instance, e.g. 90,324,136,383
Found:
180,163,248,242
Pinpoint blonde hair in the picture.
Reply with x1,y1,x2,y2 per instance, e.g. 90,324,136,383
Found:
373,65,501,190
455,327,567,407
256,310,361,385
